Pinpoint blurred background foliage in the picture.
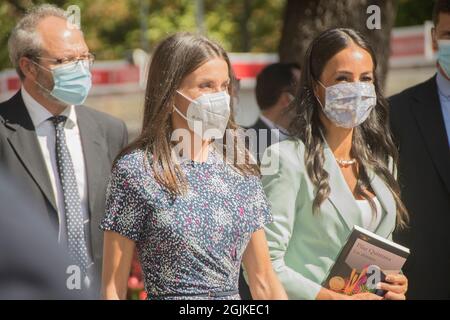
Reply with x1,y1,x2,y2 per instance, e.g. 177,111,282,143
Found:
0,0,436,71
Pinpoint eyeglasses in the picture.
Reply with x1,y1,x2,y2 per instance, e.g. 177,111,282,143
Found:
34,52,96,68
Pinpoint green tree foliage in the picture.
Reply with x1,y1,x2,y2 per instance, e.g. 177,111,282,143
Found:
0,0,438,72
396,0,434,27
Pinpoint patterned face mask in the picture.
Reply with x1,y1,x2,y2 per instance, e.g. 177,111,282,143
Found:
316,81,377,128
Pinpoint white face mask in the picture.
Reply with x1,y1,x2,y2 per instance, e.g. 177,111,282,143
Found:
174,90,231,140
316,81,377,128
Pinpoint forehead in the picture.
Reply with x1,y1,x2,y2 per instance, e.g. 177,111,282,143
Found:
323,44,373,74
36,16,88,56
436,13,450,30
185,57,229,82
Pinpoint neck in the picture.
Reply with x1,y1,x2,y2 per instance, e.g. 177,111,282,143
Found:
190,135,210,162
321,116,354,160
171,117,211,163
261,106,289,130
438,63,450,82
23,80,66,116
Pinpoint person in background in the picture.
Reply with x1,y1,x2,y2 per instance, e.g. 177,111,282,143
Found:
0,4,128,296
100,32,287,300
262,28,409,300
247,63,300,163
239,63,299,299
0,168,87,299
389,0,450,300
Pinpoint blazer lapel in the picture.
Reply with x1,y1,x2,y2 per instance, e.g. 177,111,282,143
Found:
411,75,450,193
3,92,57,212
369,171,397,238
323,144,363,232
323,141,396,238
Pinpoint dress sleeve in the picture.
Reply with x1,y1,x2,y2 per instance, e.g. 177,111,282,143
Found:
249,176,273,233
99,157,149,242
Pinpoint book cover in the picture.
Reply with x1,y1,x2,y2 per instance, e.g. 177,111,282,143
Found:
322,225,410,296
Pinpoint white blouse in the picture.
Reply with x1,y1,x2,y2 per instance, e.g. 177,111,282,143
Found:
356,197,383,232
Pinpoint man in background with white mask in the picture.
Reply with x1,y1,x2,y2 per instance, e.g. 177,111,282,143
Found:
390,0,450,300
0,4,128,297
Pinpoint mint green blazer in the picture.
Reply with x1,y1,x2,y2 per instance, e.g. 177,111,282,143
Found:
261,139,397,300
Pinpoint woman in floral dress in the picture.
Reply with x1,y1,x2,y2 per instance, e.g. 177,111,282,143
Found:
100,33,287,300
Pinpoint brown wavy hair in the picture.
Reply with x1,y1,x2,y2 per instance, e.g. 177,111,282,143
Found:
114,32,259,195
289,28,408,229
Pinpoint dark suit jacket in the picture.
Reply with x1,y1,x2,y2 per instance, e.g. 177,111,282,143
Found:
0,168,88,299
0,91,128,291
247,117,273,164
389,75,450,300
239,117,275,300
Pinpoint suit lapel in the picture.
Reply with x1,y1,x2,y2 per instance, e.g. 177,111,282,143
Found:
411,75,450,193
369,172,397,238
323,144,363,232
323,141,396,237
3,92,57,212
75,107,105,219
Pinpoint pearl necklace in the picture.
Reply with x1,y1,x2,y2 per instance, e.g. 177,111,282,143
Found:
336,158,357,167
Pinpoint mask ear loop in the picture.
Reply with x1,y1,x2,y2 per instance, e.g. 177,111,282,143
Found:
313,79,327,110
28,59,58,98
176,90,196,103
173,90,192,120
173,104,189,120
29,58,53,73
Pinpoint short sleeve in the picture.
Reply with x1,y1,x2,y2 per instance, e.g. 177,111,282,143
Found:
249,176,273,233
99,158,148,242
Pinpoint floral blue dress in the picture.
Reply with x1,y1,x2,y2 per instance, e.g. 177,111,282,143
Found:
99,147,272,300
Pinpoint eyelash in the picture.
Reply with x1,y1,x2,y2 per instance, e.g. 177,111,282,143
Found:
336,76,373,82
199,82,230,89
199,83,212,88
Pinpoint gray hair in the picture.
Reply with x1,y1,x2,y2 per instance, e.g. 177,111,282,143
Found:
8,4,68,80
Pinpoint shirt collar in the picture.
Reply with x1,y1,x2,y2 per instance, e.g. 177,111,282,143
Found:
259,114,277,130
21,86,77,128
259,114,289,141
436,70,450,98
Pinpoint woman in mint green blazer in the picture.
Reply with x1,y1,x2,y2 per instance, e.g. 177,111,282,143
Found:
261,28,409,300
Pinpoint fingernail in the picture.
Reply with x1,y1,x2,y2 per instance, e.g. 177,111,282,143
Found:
376,283,382,289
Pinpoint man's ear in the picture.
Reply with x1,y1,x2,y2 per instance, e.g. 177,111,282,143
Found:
281,91,293,106
432,27,439,52
19,57,38,81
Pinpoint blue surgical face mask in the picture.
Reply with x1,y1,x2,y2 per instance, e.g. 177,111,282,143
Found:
438,40,450,78
31,59,92,105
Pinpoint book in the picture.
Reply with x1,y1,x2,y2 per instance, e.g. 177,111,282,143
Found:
322,225,410,296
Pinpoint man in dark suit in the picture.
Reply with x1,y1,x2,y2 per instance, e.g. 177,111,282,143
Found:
246,63,300,163
0,168,87,299
0,4,127,296
389,0,450,300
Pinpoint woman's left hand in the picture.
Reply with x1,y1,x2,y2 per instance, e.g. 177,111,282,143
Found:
378,274,408,300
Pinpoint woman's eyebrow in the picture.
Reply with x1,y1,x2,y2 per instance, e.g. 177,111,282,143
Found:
197,78,214,83
334,70,353,75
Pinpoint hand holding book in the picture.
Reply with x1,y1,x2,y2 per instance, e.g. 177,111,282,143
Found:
322,226,410,300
